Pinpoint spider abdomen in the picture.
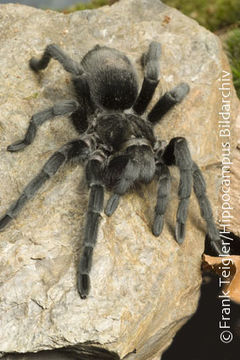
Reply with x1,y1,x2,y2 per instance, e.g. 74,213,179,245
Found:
81,45,139,110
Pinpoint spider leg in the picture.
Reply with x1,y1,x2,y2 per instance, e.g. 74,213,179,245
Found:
105,145,155,216
105,193,121,216
77,152,106,299
71,75,96,134
7,100,79,152
0,137,91,231
133,41,161,115
152,163,171,236
192,162,221,255
147,83,190,124
162,137,193,244
104,153,131,216
29,44,83,76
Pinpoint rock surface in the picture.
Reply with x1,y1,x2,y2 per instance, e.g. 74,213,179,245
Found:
0,0,239,359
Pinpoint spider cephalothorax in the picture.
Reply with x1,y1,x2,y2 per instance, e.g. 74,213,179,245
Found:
0,42,221,299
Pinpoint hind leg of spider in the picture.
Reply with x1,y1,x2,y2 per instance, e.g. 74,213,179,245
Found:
105,145,155,216
192,162,222,255
0,137,91,231
147,83,190,124
133,41,161,115
162,137,193,244
7,100,80,152
152,163,171,236
29,44,83,76
77,152,106,299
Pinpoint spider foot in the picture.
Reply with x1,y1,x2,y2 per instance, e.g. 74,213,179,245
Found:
0,214,12,231
170,82,190,103
207,224,222,255
105,194,120,216
175,221,186,244
152,214,164,236
7,139,28,152
29,57,42,72
78,274,90,300
147,82,190,124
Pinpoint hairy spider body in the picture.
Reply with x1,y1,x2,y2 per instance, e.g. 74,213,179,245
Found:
0,42,221,299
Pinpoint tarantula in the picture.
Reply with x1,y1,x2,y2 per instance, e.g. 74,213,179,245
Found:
0,42,221,299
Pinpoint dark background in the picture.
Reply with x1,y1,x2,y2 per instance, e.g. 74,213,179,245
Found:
162,274,240,360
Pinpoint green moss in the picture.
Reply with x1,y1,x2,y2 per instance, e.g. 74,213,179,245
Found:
162,0,240,97
63,0,110,13
162,0,240,32
23,92,39,101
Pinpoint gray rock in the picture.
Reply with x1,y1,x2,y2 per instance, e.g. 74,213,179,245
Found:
0,0,238,359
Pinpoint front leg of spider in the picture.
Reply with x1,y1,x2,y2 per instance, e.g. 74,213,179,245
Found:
105,140,156,218
104,152,140,216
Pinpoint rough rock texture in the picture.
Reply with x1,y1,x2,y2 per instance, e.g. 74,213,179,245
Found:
0,1,239,359
228,107,240,237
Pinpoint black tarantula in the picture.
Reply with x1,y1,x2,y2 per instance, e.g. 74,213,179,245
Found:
0,42,221,299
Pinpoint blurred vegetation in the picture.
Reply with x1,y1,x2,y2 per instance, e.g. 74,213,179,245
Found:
63,0,111,12
163,0,240,32
63,0,240,97
161,0,240,98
